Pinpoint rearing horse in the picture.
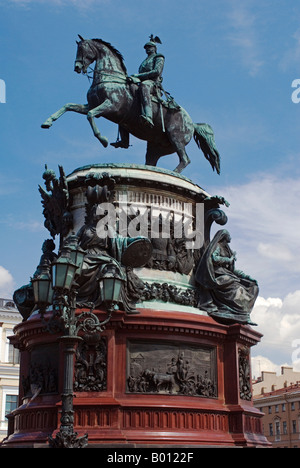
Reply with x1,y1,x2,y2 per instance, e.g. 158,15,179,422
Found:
41,36,220,174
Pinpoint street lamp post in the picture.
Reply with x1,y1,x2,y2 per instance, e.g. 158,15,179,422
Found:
49,242,87,448
32,234,124,448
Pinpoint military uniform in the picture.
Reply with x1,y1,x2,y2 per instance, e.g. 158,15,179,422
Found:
134,51,165,127
111,36,163,148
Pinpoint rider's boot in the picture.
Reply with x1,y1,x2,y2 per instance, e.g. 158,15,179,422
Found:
140,102,154,128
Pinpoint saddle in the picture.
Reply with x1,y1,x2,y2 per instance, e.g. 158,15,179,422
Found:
153,82,181,111
153,92,181,111
129,81,181,111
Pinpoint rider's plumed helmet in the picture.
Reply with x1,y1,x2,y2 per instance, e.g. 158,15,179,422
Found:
144,34,162,49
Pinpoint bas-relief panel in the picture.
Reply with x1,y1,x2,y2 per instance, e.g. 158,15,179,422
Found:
126,340,217,398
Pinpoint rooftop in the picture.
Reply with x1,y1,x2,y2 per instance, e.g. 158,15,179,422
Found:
254,382,300,400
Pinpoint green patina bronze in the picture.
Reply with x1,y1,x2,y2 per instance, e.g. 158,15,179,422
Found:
196,230,258,325
42,35,220,175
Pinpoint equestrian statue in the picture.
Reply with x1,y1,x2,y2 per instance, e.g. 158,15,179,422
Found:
41,35,221,175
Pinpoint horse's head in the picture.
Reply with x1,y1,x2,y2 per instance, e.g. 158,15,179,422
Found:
74,35,97,74
74,35,127,77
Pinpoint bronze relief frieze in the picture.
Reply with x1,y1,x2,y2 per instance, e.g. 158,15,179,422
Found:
126,340,217,398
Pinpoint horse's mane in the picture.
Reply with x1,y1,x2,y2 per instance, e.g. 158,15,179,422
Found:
91,39,127,75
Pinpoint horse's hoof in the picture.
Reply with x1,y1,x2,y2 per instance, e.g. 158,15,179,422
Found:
41,122,52,129
174,165,183,173
174,158,190,173
100,137,109,148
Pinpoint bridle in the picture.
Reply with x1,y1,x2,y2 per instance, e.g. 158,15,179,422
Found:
76,40,128,85
76,40,128,84
75,40,97,78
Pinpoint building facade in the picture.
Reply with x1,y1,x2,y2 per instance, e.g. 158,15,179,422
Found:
253,381,300,448
253,366,300,397
0,298,21,441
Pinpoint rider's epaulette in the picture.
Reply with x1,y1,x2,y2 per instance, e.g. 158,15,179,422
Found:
154,53,165,60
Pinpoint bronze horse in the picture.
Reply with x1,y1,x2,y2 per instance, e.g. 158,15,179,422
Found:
42,36,220,174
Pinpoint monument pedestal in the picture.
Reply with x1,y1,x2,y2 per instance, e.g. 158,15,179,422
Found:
3,307,269,448
2,164,270,448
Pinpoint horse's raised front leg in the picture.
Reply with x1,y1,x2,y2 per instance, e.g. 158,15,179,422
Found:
41,103,89,128
86,99,116,148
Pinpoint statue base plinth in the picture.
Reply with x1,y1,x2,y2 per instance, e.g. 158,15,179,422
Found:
2,307,270,448
3,163,269,448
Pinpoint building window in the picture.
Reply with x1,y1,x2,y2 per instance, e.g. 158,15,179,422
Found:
292,420,297,434
275,405,279,413
282,403,286,412
4,330,20,364
283,421,287,435
269,423,273,436
8,343,19,364
275,421,281,441
5,394,18,416
268,406,272,414
291,402,295,411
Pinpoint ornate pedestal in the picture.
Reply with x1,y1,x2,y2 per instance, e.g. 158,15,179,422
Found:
4,308,268,448
2,164,270,447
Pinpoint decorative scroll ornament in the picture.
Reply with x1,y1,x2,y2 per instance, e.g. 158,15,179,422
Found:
239,347,252,401
74,337,107,392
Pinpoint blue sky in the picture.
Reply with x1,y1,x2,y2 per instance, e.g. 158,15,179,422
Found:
1,0,300,375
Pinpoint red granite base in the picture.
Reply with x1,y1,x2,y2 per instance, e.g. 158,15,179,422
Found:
1,308,270,448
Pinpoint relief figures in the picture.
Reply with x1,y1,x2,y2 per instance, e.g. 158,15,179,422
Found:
127,341,217,398
14,165,259,327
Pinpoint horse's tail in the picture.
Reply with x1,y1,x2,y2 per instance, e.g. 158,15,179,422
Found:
193,123,221,175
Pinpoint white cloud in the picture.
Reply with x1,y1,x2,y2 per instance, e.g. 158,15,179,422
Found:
257,242,293,262
212,174,300,297
251,355,290,380
208,172,300,373
226,0,264,76
250,291,300,374
0,266,15,298
211,173,300,371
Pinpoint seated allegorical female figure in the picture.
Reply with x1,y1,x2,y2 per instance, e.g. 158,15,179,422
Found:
195,229,258,325
76,212,151,314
